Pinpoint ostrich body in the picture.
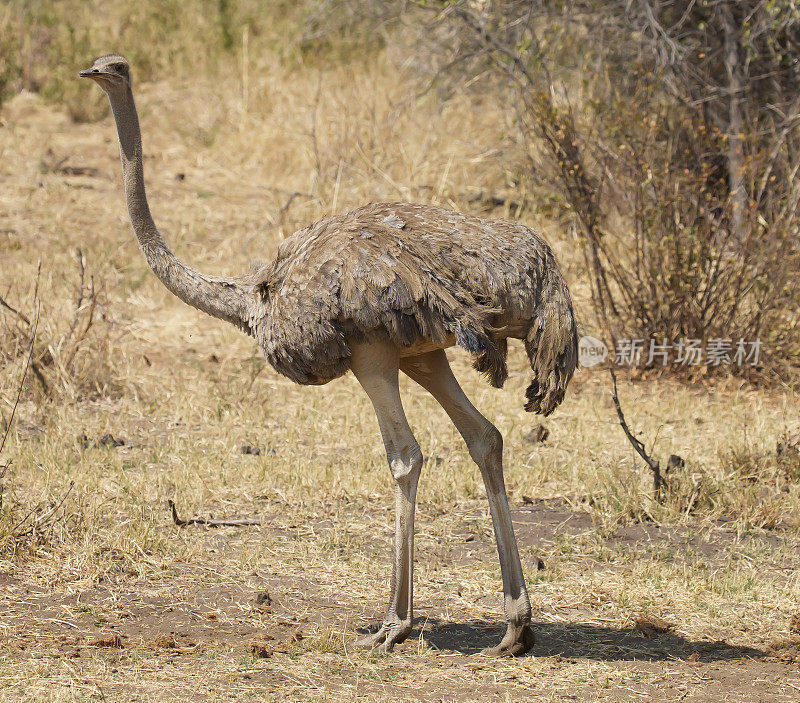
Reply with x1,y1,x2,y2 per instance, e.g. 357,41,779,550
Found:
81,55,578,656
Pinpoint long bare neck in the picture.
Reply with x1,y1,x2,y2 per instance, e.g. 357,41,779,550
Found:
106,85,250,331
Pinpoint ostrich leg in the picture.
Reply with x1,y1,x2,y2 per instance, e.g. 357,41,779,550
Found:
350,341,423,652
401,349,534,657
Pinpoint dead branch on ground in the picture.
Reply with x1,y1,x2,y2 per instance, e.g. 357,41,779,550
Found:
168,499,262,528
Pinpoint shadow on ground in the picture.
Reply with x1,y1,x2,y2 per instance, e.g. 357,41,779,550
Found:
422,619,765,661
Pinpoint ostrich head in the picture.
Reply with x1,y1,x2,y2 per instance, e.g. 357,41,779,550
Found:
79,55,131,92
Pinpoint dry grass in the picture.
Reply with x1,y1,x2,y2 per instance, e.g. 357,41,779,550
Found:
1,34,799,702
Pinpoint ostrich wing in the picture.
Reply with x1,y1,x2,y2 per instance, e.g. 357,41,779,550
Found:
249,202,555,387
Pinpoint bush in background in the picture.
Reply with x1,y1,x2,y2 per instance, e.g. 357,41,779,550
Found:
414,0,800,377
0,0,397,119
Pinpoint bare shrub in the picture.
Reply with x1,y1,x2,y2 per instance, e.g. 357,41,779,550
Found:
411,1,800,375
0,288,84,560
0,251,120,402
0,470,82,559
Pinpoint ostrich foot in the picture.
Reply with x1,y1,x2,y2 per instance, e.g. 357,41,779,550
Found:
481,623,535,657
355,620,412,652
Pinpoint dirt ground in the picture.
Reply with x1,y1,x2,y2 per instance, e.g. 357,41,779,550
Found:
1,70,800,702
2,496,800,701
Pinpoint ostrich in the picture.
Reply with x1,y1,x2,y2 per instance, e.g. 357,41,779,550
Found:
80,55,577,657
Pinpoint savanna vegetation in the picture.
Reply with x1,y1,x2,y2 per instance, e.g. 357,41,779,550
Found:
1,1,799,700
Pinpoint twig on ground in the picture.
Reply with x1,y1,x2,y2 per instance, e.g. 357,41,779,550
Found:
609,366,665,501
168,499,261,528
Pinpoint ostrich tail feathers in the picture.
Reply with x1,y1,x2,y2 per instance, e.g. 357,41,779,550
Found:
523,280,578,416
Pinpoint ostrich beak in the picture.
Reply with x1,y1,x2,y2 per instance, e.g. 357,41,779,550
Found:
79,68,99,78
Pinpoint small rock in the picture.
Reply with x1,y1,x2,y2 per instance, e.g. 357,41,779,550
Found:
241,445,261,456
666,454,685,472
81,433,126,449
532,556,546,571
524,425,549,444
98,433,125,448
254,591,273,607
175,173,185,181
634,615,674,638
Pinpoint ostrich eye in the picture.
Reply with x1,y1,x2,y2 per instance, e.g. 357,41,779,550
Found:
114,63,126,73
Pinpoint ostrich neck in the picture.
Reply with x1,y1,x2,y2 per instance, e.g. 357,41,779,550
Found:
107,85,250,331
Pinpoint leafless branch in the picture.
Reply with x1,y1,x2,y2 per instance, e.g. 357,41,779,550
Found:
168,500,261,528
609,366,665,501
